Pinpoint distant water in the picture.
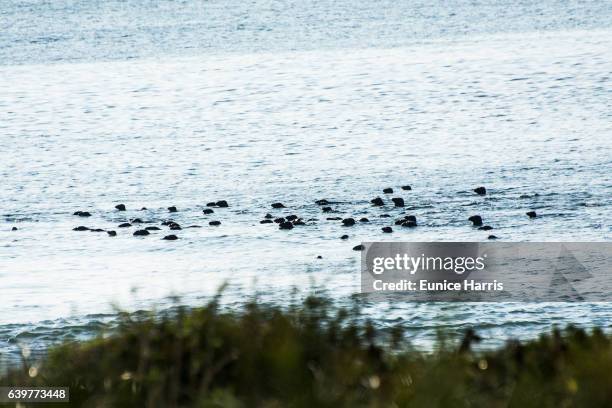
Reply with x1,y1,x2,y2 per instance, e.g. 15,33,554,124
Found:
3,0,612,65
1,0,611,367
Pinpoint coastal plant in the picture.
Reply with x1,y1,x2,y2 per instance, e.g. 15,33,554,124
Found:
1,296,612,407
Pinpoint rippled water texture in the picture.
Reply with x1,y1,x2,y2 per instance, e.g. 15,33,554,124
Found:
1,0,611,366
3,0,612,65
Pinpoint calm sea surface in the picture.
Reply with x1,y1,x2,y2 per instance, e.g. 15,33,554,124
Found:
1,0,611,366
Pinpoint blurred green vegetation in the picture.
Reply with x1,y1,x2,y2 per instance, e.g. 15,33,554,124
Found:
2,294,612,407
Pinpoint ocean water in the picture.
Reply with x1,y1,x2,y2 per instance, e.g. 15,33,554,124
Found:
1,0,611,366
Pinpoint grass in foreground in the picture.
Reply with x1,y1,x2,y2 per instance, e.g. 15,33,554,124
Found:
2,295,612,407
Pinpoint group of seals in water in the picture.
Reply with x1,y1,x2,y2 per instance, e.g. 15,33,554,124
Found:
69,203,225,240
9,186,540,251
